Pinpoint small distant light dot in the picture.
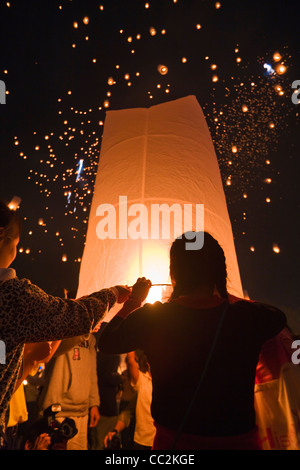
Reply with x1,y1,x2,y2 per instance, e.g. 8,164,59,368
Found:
273,52,282,62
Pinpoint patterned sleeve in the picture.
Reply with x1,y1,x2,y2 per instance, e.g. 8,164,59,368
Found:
1,278,117,347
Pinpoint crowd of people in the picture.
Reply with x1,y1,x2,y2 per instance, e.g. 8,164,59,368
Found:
0,198,298,451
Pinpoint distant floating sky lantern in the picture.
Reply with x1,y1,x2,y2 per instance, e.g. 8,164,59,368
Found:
157,64,168,75
182,57,187,63
83,16,89,25
215,2,221,8
231,145,238,153
276,64,287,75
242,105,248,112
149,27,156,36
212,75,219,82
107,77,114,85
196,24,201,29
269,122,275,129
8,196,21,211
273,244,280,254
73,21,78,28
103,100,110,108
210,64,217,70
62,254,68,262
273,52,282,62
250,246,255,252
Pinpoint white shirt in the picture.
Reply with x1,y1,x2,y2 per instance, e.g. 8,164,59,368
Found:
132,371,156,447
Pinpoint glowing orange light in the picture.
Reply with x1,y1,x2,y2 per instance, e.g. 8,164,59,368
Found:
276,64,287,75
273,52,282,62
158,64,168,75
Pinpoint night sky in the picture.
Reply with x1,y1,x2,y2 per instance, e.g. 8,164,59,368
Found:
0,0,299,329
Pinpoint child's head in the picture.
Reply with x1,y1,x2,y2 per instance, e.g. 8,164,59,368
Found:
136,350,150,374
0,200,22,268
0,200,21,239
169,231,228,299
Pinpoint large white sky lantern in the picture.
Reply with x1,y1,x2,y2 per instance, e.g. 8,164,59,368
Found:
77,95,243,317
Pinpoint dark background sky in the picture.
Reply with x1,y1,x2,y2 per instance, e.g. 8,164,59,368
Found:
0,0,299,329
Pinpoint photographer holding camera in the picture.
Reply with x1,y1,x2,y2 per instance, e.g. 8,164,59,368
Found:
37,331,101,450
24,404,78,450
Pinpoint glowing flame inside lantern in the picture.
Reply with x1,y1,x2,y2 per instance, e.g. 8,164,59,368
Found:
127,242,172,304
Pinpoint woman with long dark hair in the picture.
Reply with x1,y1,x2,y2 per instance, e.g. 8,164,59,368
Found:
98,231,286,450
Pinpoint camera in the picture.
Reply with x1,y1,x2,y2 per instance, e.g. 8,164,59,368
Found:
42,404,78,448
106,432,122,450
